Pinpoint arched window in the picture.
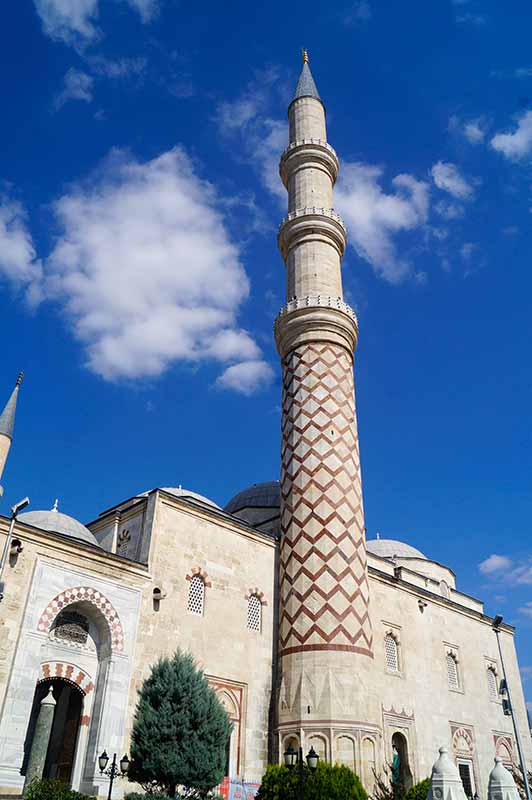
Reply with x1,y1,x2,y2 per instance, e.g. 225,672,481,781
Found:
385,633,399,673
487,665,498,700
187,574,205,616
447,652,460,690
247,595,262,632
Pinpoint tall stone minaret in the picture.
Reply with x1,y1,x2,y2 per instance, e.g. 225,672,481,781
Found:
0,373,23,495
275,53,375,756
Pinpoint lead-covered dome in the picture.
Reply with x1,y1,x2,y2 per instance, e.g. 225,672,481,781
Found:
138,487,220,509
366,538,426,560
19,509,99,547
225,481,280,537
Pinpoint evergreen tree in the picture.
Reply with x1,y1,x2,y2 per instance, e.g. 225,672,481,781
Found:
128,650,232,798
256,761,367,800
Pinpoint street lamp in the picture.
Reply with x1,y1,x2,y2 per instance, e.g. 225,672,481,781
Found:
0,496,30,601
98,750,130,800
492,614,532,800
284,743,319,800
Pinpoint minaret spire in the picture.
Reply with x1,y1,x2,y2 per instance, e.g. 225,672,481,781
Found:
0,373,23,493
275,55,374,757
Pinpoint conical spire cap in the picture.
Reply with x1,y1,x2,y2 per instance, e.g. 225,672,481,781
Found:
0,373,23,441
292,50,321,102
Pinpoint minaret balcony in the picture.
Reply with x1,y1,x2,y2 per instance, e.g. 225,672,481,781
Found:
274,294,359,358
277,207,347,259
279,139,339,188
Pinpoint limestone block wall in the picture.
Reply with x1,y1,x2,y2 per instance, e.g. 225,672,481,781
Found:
0,520,146,796
124,494,277,784
367,571,532,797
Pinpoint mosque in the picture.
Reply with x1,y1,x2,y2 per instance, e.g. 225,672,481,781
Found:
0,54,530,799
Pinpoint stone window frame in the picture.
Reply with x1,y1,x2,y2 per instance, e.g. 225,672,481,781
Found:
445,645,463,693
382,622,403,677
185,568,211,617
244,588,267,633
485,660,500,703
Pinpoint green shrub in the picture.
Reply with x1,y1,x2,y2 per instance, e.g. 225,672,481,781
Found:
256,762,367,800
125,794,173,800
25,778,94,800
404,779,430,800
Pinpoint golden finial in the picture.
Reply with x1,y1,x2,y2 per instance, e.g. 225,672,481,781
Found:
302,49,309,64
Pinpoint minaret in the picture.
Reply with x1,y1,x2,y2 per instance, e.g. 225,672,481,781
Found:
0,373,23,494
275,53,374,754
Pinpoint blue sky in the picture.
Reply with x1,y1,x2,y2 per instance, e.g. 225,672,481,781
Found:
1,0,532,707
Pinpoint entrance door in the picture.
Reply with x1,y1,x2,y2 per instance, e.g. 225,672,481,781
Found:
24,679,83,786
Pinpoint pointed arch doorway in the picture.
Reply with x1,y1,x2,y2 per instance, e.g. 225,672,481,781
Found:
23,678,84,785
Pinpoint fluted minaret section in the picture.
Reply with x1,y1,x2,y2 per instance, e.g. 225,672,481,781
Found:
275,56,373,669
0,373,22,493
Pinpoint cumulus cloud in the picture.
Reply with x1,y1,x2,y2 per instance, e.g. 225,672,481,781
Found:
54,68,94,109
41,147,271,390
519,603,532,619
479,554,513,574
479,553,532,584
335,165,430,283
431,162,474,200
0,199,43,303
449,115,486,144
491,111,532,160
216,360,275,396
33,0,158,45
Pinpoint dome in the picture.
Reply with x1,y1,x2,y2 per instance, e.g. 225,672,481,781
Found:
138,487,220,509
19,510,99,547
225,481,280,514
366,538,426,560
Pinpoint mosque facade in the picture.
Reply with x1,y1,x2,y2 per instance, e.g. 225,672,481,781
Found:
0,56,530,799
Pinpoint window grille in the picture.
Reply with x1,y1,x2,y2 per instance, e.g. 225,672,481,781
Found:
487,666,498,699
187,575,205,616
247,595,262,632
52,611,89,645
117,529,130,557
384,634,399,672
447,652,459,689
458,762,474,799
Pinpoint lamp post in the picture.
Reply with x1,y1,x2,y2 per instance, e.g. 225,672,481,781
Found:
492,615,532,800
98,750,130,800
284,743,319,800
0,496,29,601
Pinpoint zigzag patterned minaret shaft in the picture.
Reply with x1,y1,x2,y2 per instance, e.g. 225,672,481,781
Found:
275,53,373,742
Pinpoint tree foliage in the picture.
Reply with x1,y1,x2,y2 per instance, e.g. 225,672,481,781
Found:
512,766,532,800
128,650,232,798
25,778,94,800
256,762,367,800
403,778,430,800
371,770,429,800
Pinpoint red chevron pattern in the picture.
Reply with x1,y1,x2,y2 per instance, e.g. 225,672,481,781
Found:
279,342,373,657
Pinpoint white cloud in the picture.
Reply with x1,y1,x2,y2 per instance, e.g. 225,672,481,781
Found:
216,360,274,396
38,146,270,391
464,120,485,144
0,199,43,303
431,161,474,200
519,603,532,619
54,68,94,109
34,0,158,45
34,0,99,43
435,200,464,220
491,111,532,160
88,55,147,78
214,69,287,203
335,164,430,283
456,13,487,25
479,554,513,574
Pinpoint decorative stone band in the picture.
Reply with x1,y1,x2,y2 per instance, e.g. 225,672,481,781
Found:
274,295,359,359
279,139,339,188
244,588,268,605
39,661,94,695
278,341,373,657
37,586,125,652
277,207,347,260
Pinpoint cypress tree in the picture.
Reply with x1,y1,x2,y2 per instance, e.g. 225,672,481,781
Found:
128,650,232,798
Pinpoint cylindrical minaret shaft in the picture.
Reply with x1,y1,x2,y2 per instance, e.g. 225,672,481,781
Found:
275,53,373,752
0,373,23,494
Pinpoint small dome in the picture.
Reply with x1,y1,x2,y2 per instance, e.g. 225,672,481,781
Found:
367,538,426,560
19,510,99,547
225,481,280,514
138,487,220,509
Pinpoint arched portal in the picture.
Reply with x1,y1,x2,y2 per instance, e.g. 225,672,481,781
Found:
23,679,84,785
392,732,413,792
